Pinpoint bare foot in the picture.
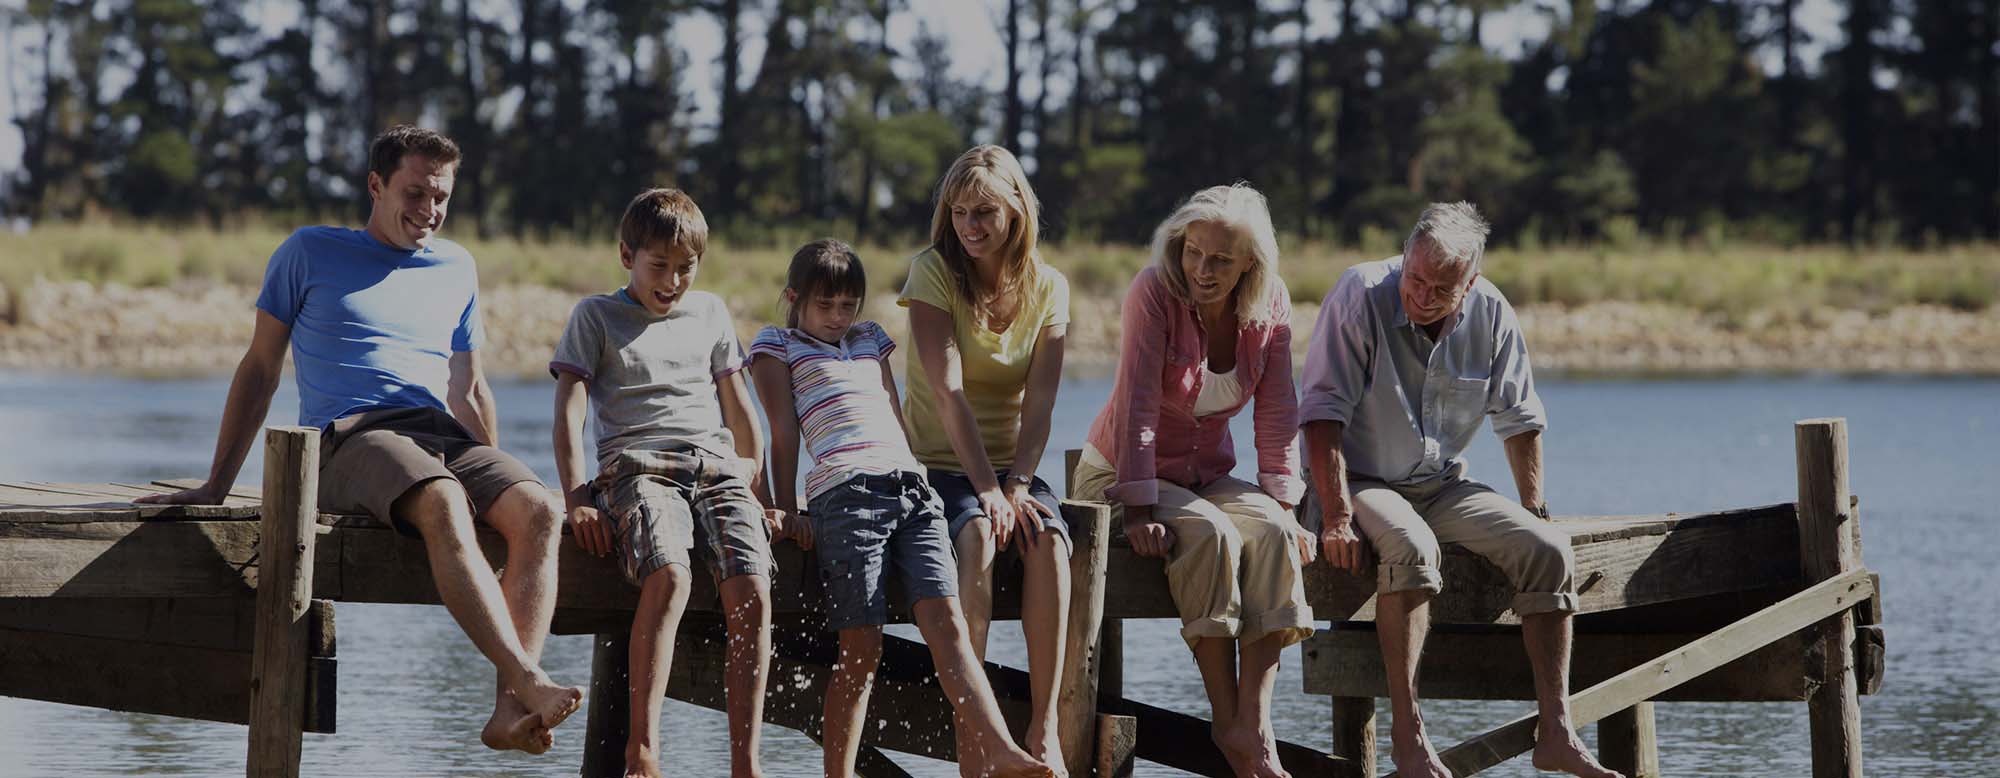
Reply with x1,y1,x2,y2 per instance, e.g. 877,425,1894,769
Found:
510,672,584,731
977,748,1057,778
1532,724,1624,778
1389,722,1451,778
1024,723,1069,778
1213,724,1286,778
623,743,662,778
479,706,552,754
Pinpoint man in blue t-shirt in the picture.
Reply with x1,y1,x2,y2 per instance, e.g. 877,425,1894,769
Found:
138,126,583,755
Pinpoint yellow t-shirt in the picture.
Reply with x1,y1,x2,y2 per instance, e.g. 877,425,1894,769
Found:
898,248,1071,472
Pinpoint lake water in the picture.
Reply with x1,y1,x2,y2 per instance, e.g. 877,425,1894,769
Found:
0,370,1995,776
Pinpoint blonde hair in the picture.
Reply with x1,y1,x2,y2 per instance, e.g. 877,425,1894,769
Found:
926,145,1043,324
1149,183,1288,326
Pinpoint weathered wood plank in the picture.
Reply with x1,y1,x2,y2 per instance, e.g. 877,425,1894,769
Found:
247,426,319,778
1329,697,1376,778
1797,418,1864,778
1301,625,1820,702
1057,500,1110,777
1600,702,1661,778
1096,695,1347,777
0,596,257,651
1394,569,1876,777
581,632,632,778
1287,503,1802,624
0,625,335,733
0,519,266,597
1094,713,1138,778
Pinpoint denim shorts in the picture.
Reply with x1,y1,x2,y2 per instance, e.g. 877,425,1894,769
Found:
925,468,1069,548
807,471,959,630
593,448,774,587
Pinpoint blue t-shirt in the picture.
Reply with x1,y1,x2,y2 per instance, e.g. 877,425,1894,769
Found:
255,226,485,429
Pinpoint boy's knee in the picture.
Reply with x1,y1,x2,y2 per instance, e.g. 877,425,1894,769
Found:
1375,529,1441,569
642,563,691,593
955,519,995,556
1516,530,1575,585
839,627,885,657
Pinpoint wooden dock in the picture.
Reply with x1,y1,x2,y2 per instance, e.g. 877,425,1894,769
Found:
0,418,1882,776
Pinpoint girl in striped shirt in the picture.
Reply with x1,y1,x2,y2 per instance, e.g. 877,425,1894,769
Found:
748,240,1050,778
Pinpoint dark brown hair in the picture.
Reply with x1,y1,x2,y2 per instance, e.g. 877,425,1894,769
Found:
618,188,709,257
368,125,462,182
784,239,868,328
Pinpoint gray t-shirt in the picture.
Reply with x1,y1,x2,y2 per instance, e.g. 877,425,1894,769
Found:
550,288,746,467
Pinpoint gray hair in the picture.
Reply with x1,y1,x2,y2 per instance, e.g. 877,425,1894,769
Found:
1403,201,1491,274
1149,183,1288,325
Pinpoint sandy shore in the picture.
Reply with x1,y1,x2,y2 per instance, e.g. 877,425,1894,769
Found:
4,280,1998,376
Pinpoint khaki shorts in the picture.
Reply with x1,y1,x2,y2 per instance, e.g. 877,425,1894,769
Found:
317,406,543,534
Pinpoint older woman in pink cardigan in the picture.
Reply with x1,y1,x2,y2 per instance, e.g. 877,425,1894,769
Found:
1071,184,1316,778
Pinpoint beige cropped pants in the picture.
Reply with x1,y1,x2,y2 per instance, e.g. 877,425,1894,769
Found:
1073,461,1316,650
1334,475,1578,616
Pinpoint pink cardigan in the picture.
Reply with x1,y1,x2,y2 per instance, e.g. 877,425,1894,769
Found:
1084,266,1305,507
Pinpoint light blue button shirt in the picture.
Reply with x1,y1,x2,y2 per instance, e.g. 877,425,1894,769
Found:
1297,256,1546,485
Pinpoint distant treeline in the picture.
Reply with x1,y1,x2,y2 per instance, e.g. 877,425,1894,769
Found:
5,0,1997,247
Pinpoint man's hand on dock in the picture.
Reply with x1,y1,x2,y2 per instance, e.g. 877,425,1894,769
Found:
134,482,228,506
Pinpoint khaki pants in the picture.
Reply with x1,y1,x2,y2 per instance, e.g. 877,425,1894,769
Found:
1073,461,1316,650
1336,476,1577,616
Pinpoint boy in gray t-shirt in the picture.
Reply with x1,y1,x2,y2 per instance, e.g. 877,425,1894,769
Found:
549,188,785,778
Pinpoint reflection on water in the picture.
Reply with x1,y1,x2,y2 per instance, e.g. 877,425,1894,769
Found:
0,371,1995,776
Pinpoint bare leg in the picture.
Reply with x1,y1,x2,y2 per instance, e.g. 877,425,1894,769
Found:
719,573,772,778
952,520,999,777
1235,633,1288,778
1019,530,1071,776
625,564,691,778
1523,612,1623,778
394,479,580,750
913,598,1053,778
825,626,885,778
1376,590,1448,778
1191,638,1257,777
480,483,566,754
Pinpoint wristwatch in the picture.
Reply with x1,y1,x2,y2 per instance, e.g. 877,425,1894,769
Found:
1005,472,1036,489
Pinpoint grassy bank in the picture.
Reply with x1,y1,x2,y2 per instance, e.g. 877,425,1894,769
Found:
4,223,1996,328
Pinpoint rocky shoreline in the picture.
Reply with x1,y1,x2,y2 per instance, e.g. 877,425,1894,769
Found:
4,280,1998,377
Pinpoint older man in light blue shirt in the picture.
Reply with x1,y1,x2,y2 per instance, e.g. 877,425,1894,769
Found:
1299,203,1621,778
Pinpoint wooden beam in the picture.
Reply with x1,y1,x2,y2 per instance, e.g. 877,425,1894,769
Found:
1329,697,1376,778
0,625,335,733
1388,569,1876,777
1301,626,1820,702
1094,713,1137,778
582,632,632,778
1288,505,1803,624
1057,500,1110,777
1797,418,1864,778
1599,702,1660,778
1096,695,1348,777
247,426,319,778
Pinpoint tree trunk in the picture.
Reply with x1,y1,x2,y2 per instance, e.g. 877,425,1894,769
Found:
1033,0,1052,162
1984,0,2000,237
1779,0,1798,147
1005,0,1023,150
455,0,486,235
1841,0,1878,243
714,0,744,221
1296,0,1314,237
1069,0,1088,152
855,1,892,242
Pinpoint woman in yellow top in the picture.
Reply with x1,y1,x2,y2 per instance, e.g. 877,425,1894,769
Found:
901,144,1073,772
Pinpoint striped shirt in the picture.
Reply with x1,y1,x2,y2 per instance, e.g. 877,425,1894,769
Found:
749,321,924,500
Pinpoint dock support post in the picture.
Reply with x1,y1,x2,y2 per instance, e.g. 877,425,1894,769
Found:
1796,418,1864,778
582,632,633,778
1057,500,1110,777
1329,697,1376,778
247,426,320,778
1599,702,1660,777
